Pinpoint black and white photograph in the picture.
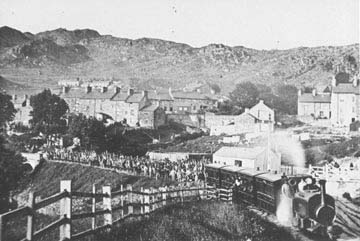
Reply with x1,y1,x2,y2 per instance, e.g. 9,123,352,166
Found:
0,0,359,240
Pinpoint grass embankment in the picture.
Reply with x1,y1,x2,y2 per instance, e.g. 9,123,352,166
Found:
5,161,176,241
96,201,297,241
18,161,175,199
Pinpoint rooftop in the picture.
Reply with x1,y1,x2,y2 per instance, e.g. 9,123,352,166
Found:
147,90,173,101
214,146,265,159
298,93,331,103
332,83,360,94
80,89,117,99
140,104,160,112
112,91,130,101
172,91,216,100
126,92,145,103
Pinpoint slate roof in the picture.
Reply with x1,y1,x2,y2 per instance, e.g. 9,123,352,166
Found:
172,91,216,100
126,92,145,103
147,90,173,101
60,88,86,99
214,146,265,159
140,104,160,112
80,89,117,99
332,83,360,94
298,93,331,103
112,91,130,101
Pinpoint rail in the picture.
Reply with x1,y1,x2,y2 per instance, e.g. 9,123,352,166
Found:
0,180,217,241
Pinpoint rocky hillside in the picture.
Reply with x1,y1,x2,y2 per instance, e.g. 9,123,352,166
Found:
0,26,358,93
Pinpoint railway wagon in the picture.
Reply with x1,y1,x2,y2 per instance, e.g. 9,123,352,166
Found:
205,163,336,236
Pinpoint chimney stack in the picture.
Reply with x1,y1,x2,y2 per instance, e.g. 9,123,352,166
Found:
312,89,317,97
331,76,337,87
168,87,173,99
114,86,120,94
142,90,148,98
127,88,134,96
353,77,358,87
244,108,250,113
12,94,17,100
85,86,91,93
319,179,327,205
101,86,107,93
298,89,302,96
62,86,69,94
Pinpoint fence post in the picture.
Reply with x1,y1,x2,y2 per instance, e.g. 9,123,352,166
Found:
91,184,96,231
127,185,133,215
140,187,144,215
120,185,124,218
60,180,72,241
162,187,167,207
180,185,184,203
144,189,150,214
103,186,112,226
0,214,4,241
26,192,35,241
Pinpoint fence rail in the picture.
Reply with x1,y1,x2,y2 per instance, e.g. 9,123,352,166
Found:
0,181,220,241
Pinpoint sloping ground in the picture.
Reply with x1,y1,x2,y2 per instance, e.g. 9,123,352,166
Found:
96,201,298,241
15,161,175,204
156,135,226,153
335,198,360,238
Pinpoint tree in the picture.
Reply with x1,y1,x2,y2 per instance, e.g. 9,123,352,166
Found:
274,84,298,115
67,114,106,153
0,92,16,129
0,135,26,213
210,83,221,94
30,89,68,135
256,84,277,109
229,81,259,110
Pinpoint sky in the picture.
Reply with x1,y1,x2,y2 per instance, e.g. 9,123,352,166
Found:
0,0,359,50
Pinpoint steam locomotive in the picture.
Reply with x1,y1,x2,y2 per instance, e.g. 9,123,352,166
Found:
205,163,336,236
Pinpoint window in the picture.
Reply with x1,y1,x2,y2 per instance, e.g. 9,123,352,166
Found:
170,107,173,111
353,107,355,113
235,160,242,167
164,106,167,111
130,109,134,115
193,105,196,110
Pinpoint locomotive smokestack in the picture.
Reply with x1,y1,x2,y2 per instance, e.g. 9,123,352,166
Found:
319,179,326,205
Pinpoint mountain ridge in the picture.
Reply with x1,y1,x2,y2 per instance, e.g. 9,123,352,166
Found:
0,26,358,93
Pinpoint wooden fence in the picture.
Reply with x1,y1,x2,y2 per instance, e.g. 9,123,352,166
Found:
0,181,219,241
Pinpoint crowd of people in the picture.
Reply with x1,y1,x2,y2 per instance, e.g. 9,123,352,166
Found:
45,148,210,183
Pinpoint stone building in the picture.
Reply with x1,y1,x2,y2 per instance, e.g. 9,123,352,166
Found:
205,100,274,135
12,94,32,126
139,105,166,129
171,90,218,114
297,88,331,119
213,146,281,173
331,76,360,126
147,89,174,113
